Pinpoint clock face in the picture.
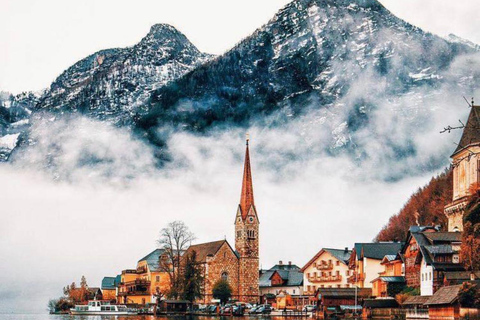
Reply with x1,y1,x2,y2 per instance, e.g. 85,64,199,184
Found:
249,217,254,223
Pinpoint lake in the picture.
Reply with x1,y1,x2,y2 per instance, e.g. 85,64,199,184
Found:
0,316,303,320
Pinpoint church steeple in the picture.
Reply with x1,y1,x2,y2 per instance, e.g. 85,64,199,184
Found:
239,136,255,220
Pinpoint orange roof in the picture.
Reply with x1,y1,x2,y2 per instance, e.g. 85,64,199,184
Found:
239,139,255,220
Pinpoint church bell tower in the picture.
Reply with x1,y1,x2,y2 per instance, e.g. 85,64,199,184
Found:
235,136,260,303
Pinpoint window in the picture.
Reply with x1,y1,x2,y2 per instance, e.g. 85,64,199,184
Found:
453,255,460,264
221,272,228,281
237,231,241,238
337,284,341,288
156,276,160,282
346,270,350,276
293,289,296,294
422,273,424,281
247,230,256,239
336,261,340,266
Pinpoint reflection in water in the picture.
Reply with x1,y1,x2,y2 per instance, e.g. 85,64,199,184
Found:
0,316,292,320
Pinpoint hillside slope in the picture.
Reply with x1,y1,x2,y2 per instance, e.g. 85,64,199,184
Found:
375,168,453,242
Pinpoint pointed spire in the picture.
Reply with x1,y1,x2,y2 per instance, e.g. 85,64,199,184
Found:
453,100,480,156
239,134,255,220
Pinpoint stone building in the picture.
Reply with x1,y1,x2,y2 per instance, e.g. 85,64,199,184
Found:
184,138,260,303
444,102,480,232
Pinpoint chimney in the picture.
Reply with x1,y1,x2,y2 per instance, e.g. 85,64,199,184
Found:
279,260,283,265
288,261,292,266
345,247,349,253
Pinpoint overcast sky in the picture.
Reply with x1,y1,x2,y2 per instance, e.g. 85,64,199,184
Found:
0,0,478,314
1,0,480,94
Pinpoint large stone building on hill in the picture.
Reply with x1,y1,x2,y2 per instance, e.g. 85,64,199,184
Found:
444,102,480,232
185,138,260,303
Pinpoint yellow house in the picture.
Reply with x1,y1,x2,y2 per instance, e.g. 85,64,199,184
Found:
371,254,405,297
101,276,117,301
117,249,171,305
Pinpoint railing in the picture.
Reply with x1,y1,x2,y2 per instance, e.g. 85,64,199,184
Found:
123,279,151,286
117,290,150,296
347,273,365,283
316,263,334,270
308,275,342,283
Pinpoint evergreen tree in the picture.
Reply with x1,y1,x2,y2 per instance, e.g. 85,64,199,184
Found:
212,279,232,305
181,250,204,305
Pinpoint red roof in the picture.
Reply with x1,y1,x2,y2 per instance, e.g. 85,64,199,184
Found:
239,139,255,220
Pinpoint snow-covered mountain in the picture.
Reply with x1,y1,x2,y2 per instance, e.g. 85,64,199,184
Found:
0,91,39,161
3,0,480,181
37,23,213,124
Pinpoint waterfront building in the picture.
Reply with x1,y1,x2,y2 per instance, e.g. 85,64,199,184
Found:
400,226,464,296
117,248,171,304
347,242,403,288
259,261,304,296
184,138,260,303
301,248,352,295
101,276,117,301
371,254,405,297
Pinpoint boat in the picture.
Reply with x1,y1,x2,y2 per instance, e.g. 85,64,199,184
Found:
70,300,137,315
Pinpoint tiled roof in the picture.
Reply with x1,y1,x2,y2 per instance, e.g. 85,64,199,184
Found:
317,288,372,298
355,243,403,260
101,277,116,290
425,285,461,305
259,268,303,288
301,248,350,271
424,232,462,243
402,295,431,306
363,299,399,308
452,105,480,156
383,255,397,261
424,245,456,255
324,248,351,264
185,240,236,263
138,248,166,272
114,274,121,286
270,264,300,271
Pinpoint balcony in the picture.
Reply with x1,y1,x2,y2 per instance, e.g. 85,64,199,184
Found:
347,273,365,284
124,279,151,286
315,263,333,270
308,275,342,283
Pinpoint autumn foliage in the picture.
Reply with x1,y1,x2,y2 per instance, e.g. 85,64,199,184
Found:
376,169,452,242
461,184,480,272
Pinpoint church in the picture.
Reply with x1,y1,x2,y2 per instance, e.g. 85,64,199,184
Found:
183,137,260,304
444,101,480,231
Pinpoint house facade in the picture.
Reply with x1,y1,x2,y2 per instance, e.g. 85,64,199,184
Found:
117,249,171,304
301,248,352,295
101,276,117,301
371,254,405,297
259,261,304,296
348,242,403,288
401,226,464,296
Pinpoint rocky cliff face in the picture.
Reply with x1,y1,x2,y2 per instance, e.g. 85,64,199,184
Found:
2,0,480,181
37,24,213,125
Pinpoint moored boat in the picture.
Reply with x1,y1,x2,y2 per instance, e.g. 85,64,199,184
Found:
70,300,137,315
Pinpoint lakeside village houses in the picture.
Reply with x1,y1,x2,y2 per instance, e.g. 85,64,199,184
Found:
91,105,480,318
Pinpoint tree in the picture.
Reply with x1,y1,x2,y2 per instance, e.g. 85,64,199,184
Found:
461,184,480,273
157,221,196,299
181,250,204,304
459,282,480,308
212,279,232,305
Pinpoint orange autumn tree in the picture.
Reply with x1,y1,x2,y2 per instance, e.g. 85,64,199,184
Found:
63,276,89,303
376,169,452,242
461,183,480,273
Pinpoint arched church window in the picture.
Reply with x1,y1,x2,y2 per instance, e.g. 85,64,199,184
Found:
221,272,228,281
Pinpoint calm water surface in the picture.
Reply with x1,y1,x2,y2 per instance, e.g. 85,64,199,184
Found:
0,316,295,320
